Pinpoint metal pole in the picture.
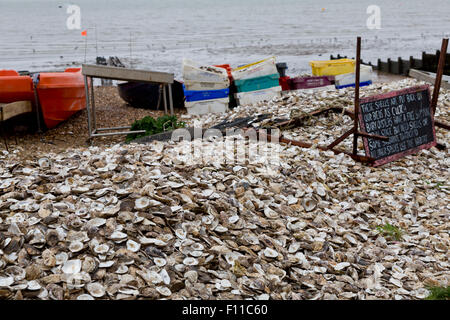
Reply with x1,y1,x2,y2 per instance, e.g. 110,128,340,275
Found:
90,77,97,132
84,75,92,138
84,34,87,63
353,36,361,155
168,83,174,115
163,85,168,115
431,38,449,115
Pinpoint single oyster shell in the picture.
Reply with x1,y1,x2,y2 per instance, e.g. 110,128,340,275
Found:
115,264,128,274
184,270,198,283
27,280,42,291
82,256,98,273
55,252,69,265
77,294,95,300
302,198,317,212
62,260,82,274
86,282,106,298
287,221,306,232
135,197,160,210
160,269,170,285
126,240,140,253
109,231,127,241
175,229,186,240
189,250,203,257
156,286,172,297
88,218,106,228
69,241,84,253
264,207,279,219
288,242,301,253
0,276,14,287
99,261,115,268
334,262,350,271
183,257,199,266
216,279,232,290
190,243,204,251
94,244,109,255
38,157,51,168
264,248,279,258
154,257,167,267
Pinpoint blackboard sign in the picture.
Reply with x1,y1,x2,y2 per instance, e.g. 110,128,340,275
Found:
358,85,437,166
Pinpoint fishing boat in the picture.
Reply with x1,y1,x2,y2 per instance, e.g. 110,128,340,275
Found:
0,68,86,129
117,81,161,109
117,80,185,110
35,68,86,129
0,70,34,103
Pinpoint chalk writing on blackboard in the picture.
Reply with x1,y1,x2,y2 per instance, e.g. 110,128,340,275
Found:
358,85,437,166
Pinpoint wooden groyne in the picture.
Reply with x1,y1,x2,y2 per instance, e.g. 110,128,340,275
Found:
330,51,450,76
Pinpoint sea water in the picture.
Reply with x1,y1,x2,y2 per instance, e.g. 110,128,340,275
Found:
0,0,449,79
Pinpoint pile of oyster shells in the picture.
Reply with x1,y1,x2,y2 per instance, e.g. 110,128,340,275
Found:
0,79,448,300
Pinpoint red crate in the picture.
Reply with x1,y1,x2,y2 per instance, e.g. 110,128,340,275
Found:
214,64,233,81
289,76,334,90
279,76,290,91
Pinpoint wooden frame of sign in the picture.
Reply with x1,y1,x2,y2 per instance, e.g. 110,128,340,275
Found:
358,85,437,167
325,37,389,164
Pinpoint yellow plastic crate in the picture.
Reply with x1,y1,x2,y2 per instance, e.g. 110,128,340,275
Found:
309,59,356,76
233,56,275,71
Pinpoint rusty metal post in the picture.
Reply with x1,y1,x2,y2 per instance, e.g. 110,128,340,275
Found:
352,37,361,155
431,38,449,115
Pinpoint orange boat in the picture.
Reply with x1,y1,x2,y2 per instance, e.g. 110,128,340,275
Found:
0,68,86,129
36,68,86,129
0,70,34,103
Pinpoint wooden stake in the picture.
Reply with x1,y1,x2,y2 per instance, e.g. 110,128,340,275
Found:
431,38,448,115
352,36,361,155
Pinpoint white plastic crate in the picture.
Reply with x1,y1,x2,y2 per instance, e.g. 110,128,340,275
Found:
185,97,229,115
183,78,230,91
235,86,282,106
231,57,279,81
334,65,373,87
182,59,229,82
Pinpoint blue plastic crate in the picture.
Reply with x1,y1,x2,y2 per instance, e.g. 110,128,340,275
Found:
183,85,230,102
335,80,372,90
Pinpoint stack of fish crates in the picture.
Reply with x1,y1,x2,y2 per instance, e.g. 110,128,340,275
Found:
231,57,282,106
182,59,230,115
308,58,373,89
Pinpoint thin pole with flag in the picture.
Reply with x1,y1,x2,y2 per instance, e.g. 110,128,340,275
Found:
81,29,87,63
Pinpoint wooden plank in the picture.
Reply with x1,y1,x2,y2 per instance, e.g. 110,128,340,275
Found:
409,68,450,90
81,64,174,84
0,101,32,121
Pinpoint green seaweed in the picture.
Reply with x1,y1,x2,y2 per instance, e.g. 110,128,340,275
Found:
126,115,185,142
375,223,403,241
425,286,450,300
